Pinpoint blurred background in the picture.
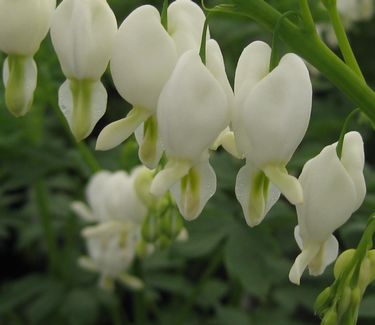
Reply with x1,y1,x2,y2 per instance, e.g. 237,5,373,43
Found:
0,0,374,324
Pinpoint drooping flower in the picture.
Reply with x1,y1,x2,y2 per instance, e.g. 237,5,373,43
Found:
289,131,366,285
149,39,232,220
233,41,312,227
0,0,56,117
71,168,147,224
80,221,143,290
96,0,207,168
72,167,150,289
50,0,117,141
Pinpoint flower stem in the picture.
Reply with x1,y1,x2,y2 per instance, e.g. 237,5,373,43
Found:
324,1,365,81
230,0,375,126
298,0,316,33
336,108,360,158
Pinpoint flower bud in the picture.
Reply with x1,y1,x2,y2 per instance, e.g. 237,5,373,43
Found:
334,249,356,279
314,287,332,315
141,214,159,243
321,308,338,325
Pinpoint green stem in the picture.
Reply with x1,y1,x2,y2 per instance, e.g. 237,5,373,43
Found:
51,102,100,173
230,0,375,126
336,108,360,158
133,258,146,325
324,2,365,81
161,0,168,30
34,180,59,275
199,17,210,64
298,0,316,32
270,11,298,71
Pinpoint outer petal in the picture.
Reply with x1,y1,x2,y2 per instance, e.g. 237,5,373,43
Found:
51,0,117,80
110,5,177,111
3,56,37,117
105,171,147,224
171,160,217,221
0,0,56,55
168,0,207,55
297,145,358,243
239,53,312,164
235,162,280,227
290,226,338,284
134,119,164,169
70,201,96,222
234,41,271,96
157,50,229,161
86,170,112,221
206,40,234,114
340,131,366,209
58,79,107,141
232,41,271,157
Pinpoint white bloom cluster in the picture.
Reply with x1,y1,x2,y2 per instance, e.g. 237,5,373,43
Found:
0,0,368,285
71,168,148,290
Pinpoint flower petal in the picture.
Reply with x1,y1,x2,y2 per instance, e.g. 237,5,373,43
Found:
110,5,177,111
96,107,150,151
235,162,280,227
70,201,96,221
171,160,217,221
263,164,303,205
58,79,107,141
150,159,191,197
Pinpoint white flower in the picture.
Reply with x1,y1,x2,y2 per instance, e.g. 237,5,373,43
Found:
96,0,207,168
80,221,141,290
71,168,147,225
0,0,56,117
289,131,366,285
233,41,312,227
150,40,232,220
50,0,117,141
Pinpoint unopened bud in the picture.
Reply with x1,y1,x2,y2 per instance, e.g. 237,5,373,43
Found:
334,249,356,279
158,235,171,249
134,168,157,207
314,287,332,315
337,287,352,318
159,209,184,239
367,249,375,283
321,308,338,325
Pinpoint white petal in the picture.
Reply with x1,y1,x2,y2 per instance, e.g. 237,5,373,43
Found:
110,5,177,111
263,164,303,205
238,53,312,164
0,0,56,55
58,79,107,141
51,0,117,79
234,41,271,95
297,145,358,243
167,0,207,55
86,170,112,221
157,50,230,161
340,131,366,209
308,235,339,276
150,159,191,197
70,201,96,222
134,116,164,169
235,162,280,227
3,56,37,117
289,244,320,285
211,127,243,159
171,160,217,221
96,107,151,151
117,273,144,290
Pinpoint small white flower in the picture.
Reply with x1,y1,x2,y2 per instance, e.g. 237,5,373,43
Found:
50,0,117,141
80,221,140,289
0,0,56,116
289,131,366,285
96,0,207,168
71,168,147,224
233,41,312,226
150,40,232,220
